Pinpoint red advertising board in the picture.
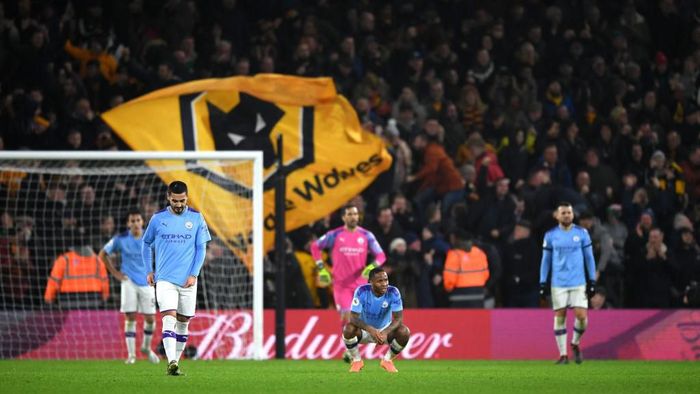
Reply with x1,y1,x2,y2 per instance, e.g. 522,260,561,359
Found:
3,309,699,360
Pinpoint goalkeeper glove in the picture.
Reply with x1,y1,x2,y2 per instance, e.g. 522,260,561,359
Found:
317,267,332,287
586,281,596,298
539,283,550,300
362,262,379,279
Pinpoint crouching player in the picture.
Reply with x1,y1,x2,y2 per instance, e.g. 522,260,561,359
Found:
342,267,410,373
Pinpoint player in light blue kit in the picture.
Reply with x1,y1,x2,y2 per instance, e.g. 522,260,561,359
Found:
142,181,211,376
540,202,596,365
342,267,411,373
100,209,160,365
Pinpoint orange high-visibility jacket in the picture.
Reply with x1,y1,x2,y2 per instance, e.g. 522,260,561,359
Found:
443,246,490,292
44,251,110,302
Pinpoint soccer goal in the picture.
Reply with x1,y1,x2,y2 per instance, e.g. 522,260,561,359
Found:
0,151,264,360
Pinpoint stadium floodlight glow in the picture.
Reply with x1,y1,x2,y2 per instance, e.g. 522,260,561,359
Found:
0,151,264,360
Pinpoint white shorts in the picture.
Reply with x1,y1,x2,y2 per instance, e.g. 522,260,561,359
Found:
551,285,588,310
120,278,156,314
155,280,197,317
359,323,391,344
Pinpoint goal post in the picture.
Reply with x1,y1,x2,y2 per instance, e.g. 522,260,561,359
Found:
0,151,264,360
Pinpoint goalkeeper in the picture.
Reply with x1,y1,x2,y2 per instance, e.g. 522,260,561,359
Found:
311,204,386,350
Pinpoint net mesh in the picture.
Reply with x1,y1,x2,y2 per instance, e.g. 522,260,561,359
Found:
0,158,257,359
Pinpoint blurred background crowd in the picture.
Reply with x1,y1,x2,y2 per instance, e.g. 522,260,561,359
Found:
1,0,700,310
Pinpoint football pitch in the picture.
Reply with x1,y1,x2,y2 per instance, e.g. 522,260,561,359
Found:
1,359,697,393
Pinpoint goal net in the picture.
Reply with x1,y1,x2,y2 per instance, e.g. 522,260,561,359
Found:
0,151,264,360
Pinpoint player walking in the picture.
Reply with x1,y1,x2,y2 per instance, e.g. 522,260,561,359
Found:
100,209,160,365
342,267,411,373
142,181,211,375
540,202,596,364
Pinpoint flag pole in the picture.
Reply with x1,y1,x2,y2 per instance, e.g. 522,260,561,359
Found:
274,134,287,359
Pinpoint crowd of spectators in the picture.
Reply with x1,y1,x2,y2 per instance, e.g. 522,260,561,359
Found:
1,0,700,310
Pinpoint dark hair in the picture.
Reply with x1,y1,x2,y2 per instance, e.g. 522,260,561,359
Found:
543,142,558,151
452,229,473,242
578,211,595,220
126,208,143,221
341,204,358,216
368,267,386,280
168,181,188,195
557,201,573,209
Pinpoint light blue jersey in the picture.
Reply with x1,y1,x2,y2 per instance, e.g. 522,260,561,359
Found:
350,284,403,329
540,225,596,287
103,231,148,286
142,206,211,286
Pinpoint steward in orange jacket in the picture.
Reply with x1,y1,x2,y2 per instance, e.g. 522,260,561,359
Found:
44,246,109,309
443,231,490,308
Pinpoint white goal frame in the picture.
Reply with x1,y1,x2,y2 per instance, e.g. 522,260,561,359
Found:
0,150,265,360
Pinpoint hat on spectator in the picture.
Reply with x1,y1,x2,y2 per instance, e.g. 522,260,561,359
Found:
651,150,666,161
641,208,655,219
389,237,407,252
385,119,400,137
655,51,668,66
403,231,419,245
607,204,622,217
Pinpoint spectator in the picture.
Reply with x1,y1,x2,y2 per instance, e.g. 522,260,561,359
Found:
443,231,490,308
383,119,412,192
478,177,516,246
575,170,605,216
583,148,618,203
458,84,486,133
578,212,616,283
498,129,530,188
630,228,674,308
468,134,505,186
601,204,628,305
535,143,572,188
385,238,420,308
366,206,404,253
407,132,464,218
542,80,574,119
681,146,700,205
500,220,539,307
441,102,467,158
390,193,420,238
44,241,109,309
590,286,613,309
670,227,700,307
422,79,450,120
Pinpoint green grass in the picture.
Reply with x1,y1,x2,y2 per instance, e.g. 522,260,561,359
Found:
1,359,697,393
